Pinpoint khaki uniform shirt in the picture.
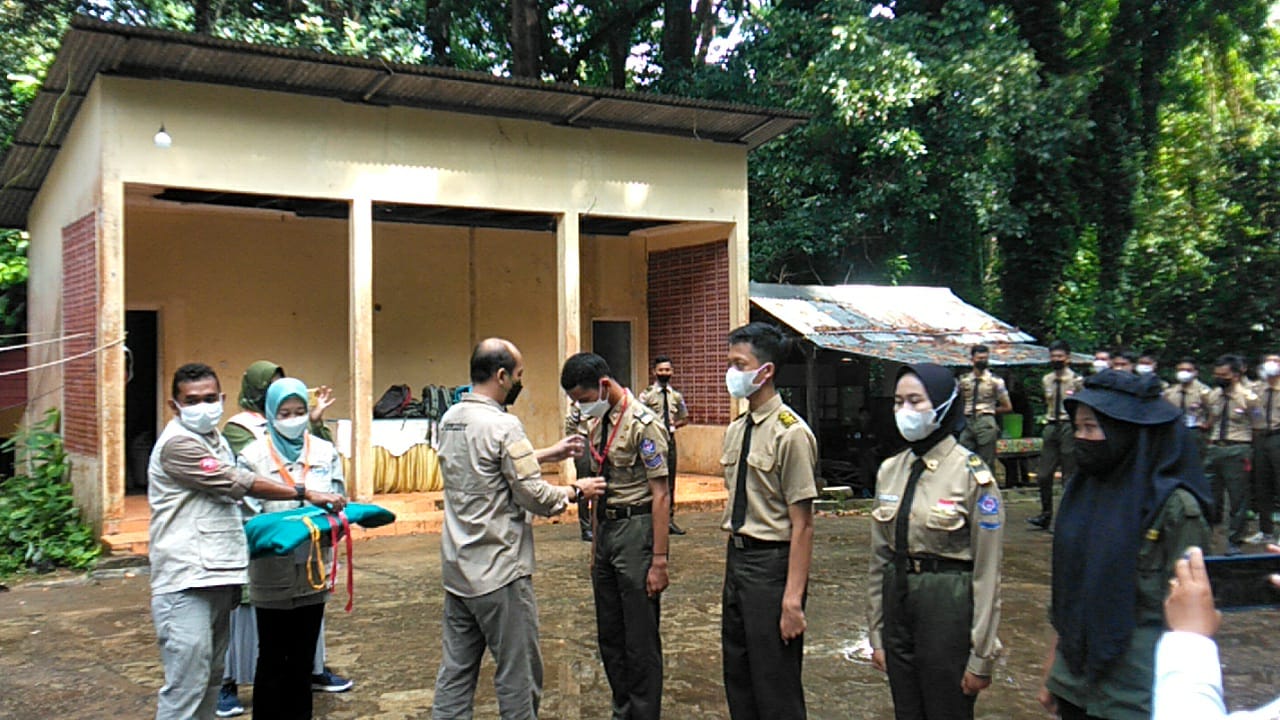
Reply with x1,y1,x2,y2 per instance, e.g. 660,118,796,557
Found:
588,389,668,507
1204,384,1261,442
1254,382,1280,432
718,394,818,542
958,370,1008,416
237,435,345,609
1042,370,1084,422
438,393,570,598
867,436,1003,676
1163,381,1212,429
638,383,689,431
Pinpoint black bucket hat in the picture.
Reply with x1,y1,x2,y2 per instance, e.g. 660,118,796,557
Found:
1064,369,1181,426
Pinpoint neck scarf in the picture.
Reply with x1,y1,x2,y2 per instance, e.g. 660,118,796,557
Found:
239,360,283,413
897,363,964,456
265,378,309,463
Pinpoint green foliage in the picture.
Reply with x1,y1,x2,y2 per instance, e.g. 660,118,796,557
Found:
0,409,100,576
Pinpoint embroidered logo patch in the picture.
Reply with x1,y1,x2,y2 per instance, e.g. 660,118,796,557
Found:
640,438,663,469
199,457,219,473
978,494,1000,515
979,521,1002,530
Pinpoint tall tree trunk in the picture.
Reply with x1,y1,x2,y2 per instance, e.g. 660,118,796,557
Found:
693,0,716,63
424,0,452,66
193,0,213,34
662,0,693,71
510,0,542,78
608,32,628,89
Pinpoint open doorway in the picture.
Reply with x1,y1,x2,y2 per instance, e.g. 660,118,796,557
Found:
125,310,158,494
592,320,633,389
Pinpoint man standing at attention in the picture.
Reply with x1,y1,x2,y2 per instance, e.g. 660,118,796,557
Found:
561,352,670,720
1202,355,1261,555
432,339,605,719
720,322,818,720
639,355,690,536
148,363,344,719
1245,353,1280,547
1029,340,1082,531
957,344,1012,469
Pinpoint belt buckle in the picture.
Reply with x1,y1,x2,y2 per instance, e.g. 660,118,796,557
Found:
605,507,619,521
909,558,923,574
732,535,745,550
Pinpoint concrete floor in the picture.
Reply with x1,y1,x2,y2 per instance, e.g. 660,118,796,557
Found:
3,487,1280,719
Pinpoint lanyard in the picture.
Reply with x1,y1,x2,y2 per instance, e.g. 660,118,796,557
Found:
266,434,310,489
589,393,629,467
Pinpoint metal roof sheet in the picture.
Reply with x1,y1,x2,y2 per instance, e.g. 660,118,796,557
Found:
0,15,808,230
751,282,1089,368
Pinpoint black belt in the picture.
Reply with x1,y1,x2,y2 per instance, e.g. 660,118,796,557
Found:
1212,440,1250,446
900,555,974,574
965,413,996,418
602,503,652,521
1262,430,1280,438
729,534,790,550
1045,419,1069,424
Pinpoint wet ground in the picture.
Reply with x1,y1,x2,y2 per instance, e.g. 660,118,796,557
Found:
2,487,1280,719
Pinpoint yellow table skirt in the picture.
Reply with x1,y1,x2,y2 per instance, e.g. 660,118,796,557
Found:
340,444,442,493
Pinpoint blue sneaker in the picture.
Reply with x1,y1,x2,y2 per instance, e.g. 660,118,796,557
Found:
311,667,354,693
215,684,245,717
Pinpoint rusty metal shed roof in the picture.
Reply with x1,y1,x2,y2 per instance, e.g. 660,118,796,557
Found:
0,15,808,230
751,282,1090,368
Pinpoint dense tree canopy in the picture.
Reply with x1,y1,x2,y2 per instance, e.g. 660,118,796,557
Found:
1,0,1277,364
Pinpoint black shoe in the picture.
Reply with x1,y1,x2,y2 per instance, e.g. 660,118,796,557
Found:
580,529,593,542
1027,513,1052,530
669,522,686,536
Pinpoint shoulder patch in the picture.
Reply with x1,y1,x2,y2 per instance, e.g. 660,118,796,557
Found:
778,410,799,428
967,454,982,468
640,438,664,469
978,494,1000,516
633,407,655,425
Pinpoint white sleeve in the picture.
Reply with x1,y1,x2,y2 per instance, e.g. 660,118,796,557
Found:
1154,631,1228,720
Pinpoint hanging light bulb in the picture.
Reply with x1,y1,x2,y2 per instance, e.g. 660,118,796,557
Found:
154,124,172,148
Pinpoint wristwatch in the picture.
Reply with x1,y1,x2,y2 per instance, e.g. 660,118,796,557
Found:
294,484,306,502
573,486,584,503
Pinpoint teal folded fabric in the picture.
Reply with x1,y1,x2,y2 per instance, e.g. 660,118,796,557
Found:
244,503,396,558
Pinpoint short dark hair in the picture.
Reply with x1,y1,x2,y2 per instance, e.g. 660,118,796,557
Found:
1048,339,1071,354
1214,354,1244,375
1178,356,1197,367
470,341,518,384
1138,351,1158,363
728,322,788,365
560,352,611,391
1113,347,1138,364
171,363,219,398
971,344,990,357
652,354,671,367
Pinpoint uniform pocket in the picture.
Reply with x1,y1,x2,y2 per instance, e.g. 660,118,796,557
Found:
924,510,967,532
871,504,899,523
196,517,248,571
747,449,776,473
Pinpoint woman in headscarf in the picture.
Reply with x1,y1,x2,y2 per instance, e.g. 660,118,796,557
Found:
868,364,1004,720
1038,369,1212,720
238,378,346,720
223,360,334,456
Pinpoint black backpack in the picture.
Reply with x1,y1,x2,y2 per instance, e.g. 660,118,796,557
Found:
373,384,413,418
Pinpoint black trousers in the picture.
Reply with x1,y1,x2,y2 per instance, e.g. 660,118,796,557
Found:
1055,697,1106,720
1254,434,1280,535
254,602,324,720
668,439,678,521
1038,421,1076,516
882,566,976,720
576,456,593,534
721,540,805,720
593,514,662,720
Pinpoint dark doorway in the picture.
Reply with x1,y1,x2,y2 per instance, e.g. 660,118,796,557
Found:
592,320,633,389
125,310,158,493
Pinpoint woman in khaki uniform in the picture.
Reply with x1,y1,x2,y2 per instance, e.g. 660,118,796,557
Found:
869,364,1004,720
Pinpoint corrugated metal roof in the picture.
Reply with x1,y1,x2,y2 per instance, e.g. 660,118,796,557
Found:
751,282,1090,367
0,15,808,229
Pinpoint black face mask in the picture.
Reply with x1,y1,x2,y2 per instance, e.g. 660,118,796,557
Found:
1074,438,1115,476
1214,377,1232,389
503,380,524,406
657,376,671,387
974,361,989,371
1051,360,1067,371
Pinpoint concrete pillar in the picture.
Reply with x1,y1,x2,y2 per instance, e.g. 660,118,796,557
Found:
349,197,374,500
557,212,581,480
101,182,126,526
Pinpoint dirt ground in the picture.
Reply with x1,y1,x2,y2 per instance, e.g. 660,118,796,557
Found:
2,488,1279,719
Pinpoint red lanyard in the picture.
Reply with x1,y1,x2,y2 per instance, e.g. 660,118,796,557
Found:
589,394,629,467
266,434,310,489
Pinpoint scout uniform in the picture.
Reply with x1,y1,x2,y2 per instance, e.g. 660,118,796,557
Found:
1036,368,1083,523
956,370,1008,468
868,436,1003,720
1252,381,1280,539
434,392,574,719
1203,382,1261,546
588,389,669,720
565,404,593,538
719,393,818,720
1046,490,1210,719
1164,378,1211,460
639,381,689,521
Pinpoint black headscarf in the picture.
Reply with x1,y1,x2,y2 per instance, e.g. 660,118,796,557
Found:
895,363,965,455
1051,370,1211,679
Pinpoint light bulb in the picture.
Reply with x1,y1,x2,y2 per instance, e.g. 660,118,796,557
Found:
154,125,172,148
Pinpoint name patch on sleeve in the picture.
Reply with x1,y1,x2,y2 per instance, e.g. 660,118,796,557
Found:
640,438,663,469
977,493,1001,529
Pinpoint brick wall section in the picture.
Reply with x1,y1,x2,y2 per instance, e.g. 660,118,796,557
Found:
647,241,730,425
62,213,98,456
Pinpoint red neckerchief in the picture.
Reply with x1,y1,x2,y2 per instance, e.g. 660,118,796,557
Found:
321,511,355,612
589,393,629,467
266,434,310,489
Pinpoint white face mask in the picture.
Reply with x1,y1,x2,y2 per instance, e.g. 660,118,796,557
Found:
1136,364,1155,375
1092,359,1110,372
894,387,957,443
578,382,610,419
725,364,770,399
1176,370,1196,385
1263,361,1280,379
177,400,223,435
274,414,310,440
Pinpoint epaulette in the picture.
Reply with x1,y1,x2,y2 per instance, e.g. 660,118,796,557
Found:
778,410,799,428
633,406,655,424
967,453,994,485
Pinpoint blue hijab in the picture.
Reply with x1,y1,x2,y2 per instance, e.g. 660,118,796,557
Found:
265,378,309,463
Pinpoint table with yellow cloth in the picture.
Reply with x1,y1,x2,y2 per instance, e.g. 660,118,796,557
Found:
335,419,443,493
